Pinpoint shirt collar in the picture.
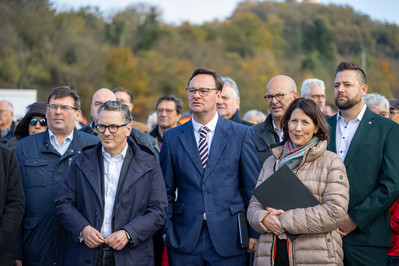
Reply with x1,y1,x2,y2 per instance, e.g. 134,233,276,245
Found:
48,128,74,143
337,104,367,123
102,142,128,160
192,112,219,133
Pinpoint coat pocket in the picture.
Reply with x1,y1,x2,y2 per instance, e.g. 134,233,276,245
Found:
24,159,49,188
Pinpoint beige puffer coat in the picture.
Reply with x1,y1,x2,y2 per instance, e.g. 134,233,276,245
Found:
247,140,349,266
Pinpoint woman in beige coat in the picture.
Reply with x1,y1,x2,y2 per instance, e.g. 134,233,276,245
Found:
247,98,349,265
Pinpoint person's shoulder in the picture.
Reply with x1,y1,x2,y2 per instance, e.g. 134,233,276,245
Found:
0,142,12,156
75,129,99,142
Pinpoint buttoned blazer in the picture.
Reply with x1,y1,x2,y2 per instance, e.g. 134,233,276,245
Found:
327,108,399,246
55,139,168,266
160,115,260,257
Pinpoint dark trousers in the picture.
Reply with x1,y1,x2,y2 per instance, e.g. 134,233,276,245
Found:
343,242,388,266
96,244,115,266
389,255,399,266
154,229,165,266
167,222,246,266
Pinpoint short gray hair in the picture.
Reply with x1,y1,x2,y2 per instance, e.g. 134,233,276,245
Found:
0,100,14,112
221,77,240,99
365,93,389,113
300,78,325,97
97,100,132,124
242,110,266,124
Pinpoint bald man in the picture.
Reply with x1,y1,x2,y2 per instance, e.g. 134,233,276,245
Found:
80,88,158,157
249,75,299,167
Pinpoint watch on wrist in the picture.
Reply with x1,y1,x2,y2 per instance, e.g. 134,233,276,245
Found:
125,230,131,241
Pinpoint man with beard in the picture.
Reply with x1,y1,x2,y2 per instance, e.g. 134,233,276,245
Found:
250,75,299,167
327,61,399,265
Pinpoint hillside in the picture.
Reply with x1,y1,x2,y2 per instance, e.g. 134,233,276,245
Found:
1,0,399,119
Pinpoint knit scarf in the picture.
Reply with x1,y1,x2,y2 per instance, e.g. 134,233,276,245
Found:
277,137,319,170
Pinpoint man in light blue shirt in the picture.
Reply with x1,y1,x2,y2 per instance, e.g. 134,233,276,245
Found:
14,86,98,265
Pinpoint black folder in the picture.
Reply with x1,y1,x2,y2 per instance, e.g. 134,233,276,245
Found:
252,164,319,240
237,212,249,249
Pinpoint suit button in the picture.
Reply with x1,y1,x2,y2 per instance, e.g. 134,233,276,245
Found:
200,210,204,214
85,259,91,264
327,239,331,242
93,211,98,216
204,192,209,196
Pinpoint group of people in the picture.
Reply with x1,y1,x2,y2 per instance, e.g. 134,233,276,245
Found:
1,60,399,266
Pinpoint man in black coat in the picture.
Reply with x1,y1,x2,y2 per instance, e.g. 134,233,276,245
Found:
0,144,25,265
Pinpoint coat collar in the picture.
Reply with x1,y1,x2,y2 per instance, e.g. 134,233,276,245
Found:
76,139,152,207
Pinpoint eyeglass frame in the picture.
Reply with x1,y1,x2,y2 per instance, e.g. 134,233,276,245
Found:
29,118,47,126
264,91,295,102
186,87,219,97
47,104,78,111
95,123,129,133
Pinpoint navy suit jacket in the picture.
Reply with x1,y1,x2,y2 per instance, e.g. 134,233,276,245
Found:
327,108,399,247
160,115,260,257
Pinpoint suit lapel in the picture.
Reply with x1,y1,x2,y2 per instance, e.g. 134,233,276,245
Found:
327,115,337,153
79,145,103,209
344,108,375,166
178,121,204,175
203,118,230,183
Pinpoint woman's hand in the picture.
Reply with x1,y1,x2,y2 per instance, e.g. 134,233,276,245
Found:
261,207,285,235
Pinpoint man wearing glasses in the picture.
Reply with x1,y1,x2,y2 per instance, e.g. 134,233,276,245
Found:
300,78,327,112
56,100,167,265
160,68,260,265
14,86,98,265
250,75,299,167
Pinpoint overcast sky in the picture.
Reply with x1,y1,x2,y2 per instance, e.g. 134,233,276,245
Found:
50,0,399,26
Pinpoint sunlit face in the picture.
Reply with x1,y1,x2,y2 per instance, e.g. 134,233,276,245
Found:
46,96,80,136
369,103,389,118
306,86,326,111
0,101,13,129
91,89,116,124
28,115,47,136
97,110,132,157
334,70,367,110
266,76,298,122
288,108,319,149
115,91,134,112
188,74,221,117
217,84,240,119
156,100,181,130
390,108,399,124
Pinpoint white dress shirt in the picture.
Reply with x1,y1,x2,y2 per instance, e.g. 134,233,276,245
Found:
48,129,73,156
336,104,367,162
192,113,219,151
100,143,128,237
272,120,284,142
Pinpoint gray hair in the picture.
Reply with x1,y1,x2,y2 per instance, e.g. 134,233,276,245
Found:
221,77,240,99
97,100,132,124
300,78,325,97
242,110,266,124
365,93,389,113
0,100,14,112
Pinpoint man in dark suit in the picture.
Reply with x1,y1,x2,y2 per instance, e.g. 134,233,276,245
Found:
327,61,399,265
56,100,167,265
160,68,260,265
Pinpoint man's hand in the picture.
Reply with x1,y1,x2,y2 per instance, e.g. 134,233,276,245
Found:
105,230,129,251
247,238,258,253
262,207,285,235
12,260,22,266
338,215,357,237
82,225,105,248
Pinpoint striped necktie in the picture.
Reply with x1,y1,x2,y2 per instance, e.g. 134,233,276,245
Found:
198,126,209,168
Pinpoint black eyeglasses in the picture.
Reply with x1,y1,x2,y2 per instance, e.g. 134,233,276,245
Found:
264,91,294,102
186,87,218,97
95,123,129,133
47,104,78,111
29,118,47,126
